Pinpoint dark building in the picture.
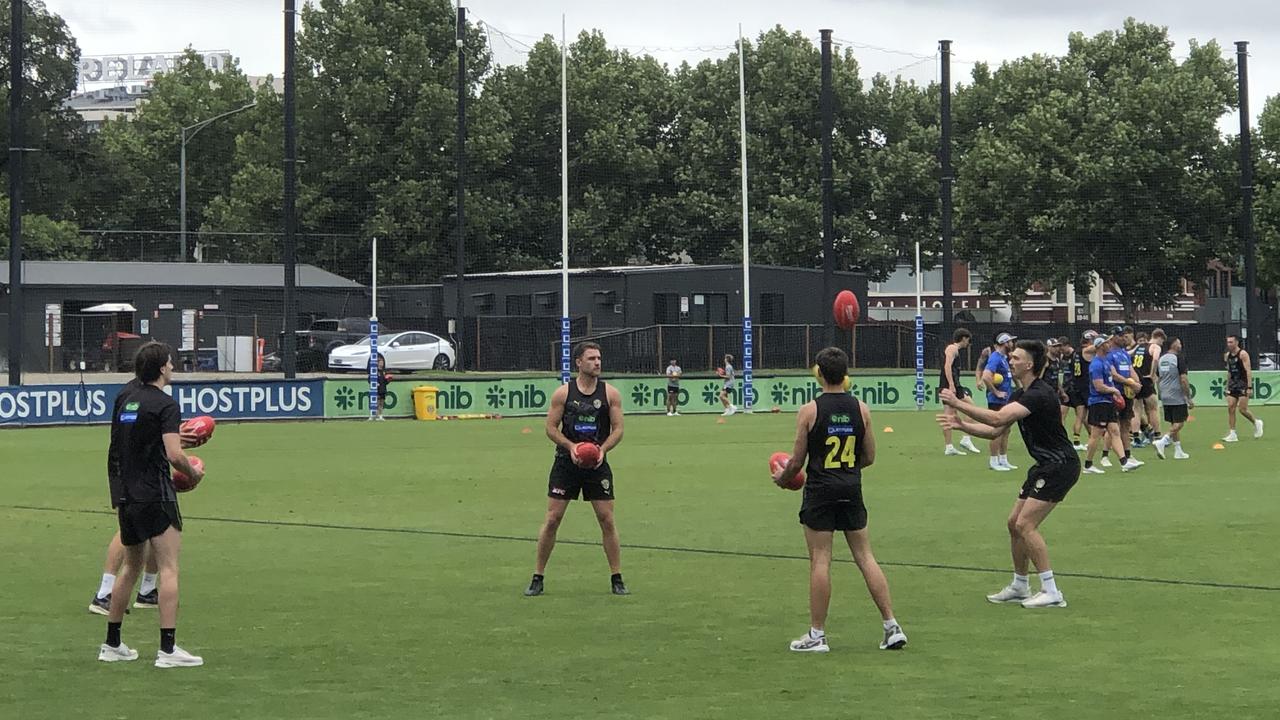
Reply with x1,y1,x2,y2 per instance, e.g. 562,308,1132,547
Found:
1,261,363,373
441,264,868,329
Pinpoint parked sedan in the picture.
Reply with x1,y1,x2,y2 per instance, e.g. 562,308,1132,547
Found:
327,332,456,372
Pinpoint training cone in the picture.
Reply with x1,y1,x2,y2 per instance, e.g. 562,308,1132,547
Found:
1212,442,1225,450
521,427,532,434
716,418,727,424
883,426,894,433
1187,415,1196,422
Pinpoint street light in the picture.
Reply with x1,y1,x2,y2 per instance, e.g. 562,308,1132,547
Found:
180,101,257,262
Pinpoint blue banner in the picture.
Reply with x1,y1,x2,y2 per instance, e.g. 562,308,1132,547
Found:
0,379,326,426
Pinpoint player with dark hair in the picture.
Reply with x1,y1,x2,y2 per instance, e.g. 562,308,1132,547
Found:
981,332,1018,471
939,339,1080,609
665,358,682,416
1223,334,1263,442
1065,334,1095,449
1153,337,1193,460
938,328,981,456
1104,326,1144,471
773,347,906,652
1132,329,1164,445
525,341,628,597
98,342,204,668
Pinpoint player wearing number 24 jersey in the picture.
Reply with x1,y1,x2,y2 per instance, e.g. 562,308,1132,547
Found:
771,347,907,654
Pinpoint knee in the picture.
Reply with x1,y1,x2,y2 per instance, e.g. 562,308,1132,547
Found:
543,512,565,532
1012,516,1037,539
594,512,616,533
1006,516,1020,536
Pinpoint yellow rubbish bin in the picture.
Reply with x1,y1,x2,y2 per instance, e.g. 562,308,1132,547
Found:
412,386,440,421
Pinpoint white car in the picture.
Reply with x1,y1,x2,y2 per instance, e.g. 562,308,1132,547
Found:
327,332,456,372
1259,353,1278,371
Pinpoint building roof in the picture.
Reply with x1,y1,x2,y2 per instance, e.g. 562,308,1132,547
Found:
443,263,863,280
0,261,361,288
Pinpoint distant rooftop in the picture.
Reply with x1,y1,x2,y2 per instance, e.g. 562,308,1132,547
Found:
0,261,361,288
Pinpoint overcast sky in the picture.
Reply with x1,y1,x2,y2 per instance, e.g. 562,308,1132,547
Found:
50,0,1280,124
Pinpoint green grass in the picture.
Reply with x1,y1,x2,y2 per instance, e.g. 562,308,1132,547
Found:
1,407,1276,719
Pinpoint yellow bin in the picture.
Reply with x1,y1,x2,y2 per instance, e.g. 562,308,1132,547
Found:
412,386,440,421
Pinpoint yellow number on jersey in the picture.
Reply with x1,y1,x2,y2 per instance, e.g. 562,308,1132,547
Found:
1133,355,1144,368
823,435,856,469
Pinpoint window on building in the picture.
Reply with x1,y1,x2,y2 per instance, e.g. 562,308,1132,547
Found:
472,293,495,314
505,294,531,315
534,291,559,315
653,293,679,324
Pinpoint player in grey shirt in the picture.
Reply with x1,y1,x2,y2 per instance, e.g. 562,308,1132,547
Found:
665,359,682,416
1153,337,1192,459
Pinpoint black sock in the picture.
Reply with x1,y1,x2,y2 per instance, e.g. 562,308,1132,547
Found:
1085,460,1093,468
1102,450,1108,457
160,628,176,654
611,573,623,585
1124,452,1131,462
106,622,122,647
531,573,543,582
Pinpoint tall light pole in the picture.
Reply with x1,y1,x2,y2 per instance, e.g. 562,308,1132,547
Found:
179,101,256,261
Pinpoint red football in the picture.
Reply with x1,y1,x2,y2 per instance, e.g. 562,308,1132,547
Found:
172,455,205,493
1113,393,1126,411
574,442,602,468
769,451,805,491
833,290,860,330
180,415,216,448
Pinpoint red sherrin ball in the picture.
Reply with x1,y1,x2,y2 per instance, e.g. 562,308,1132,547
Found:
574,442,601,468
180,415,216,447
833,290,860,330
769,451,806,491
172,455,204,493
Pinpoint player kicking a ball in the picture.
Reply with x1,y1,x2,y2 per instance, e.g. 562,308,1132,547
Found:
525,341,629,597
938,339,1080,609
772,347,907,653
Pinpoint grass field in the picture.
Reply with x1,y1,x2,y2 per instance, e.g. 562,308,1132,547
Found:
2,405,1276,719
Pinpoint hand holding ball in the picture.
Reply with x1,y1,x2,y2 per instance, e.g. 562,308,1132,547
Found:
179,415,216,448
574,442,602,468
172,456,204,492
769,451,805,491
1113,393,1126,410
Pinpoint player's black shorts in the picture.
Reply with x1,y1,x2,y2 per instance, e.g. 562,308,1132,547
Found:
938,381,971,400
548,455,614,502
799,483,867,532
667,386,679,398
1227,383,1249,398
1063,389,1083,408
1163,404,1189,424
117,502,182,546
988,401,1006,412
1087,403,1117,428
1137,378,1155,400
1072,384,1090,405
1019,460,1080,503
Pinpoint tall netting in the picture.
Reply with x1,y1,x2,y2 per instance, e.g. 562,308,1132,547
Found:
3,2,1278,382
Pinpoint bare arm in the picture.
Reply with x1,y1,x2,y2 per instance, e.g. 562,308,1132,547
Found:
942,391,1031,429
1241,350,1253,393
599,385,625,456
163,433,202,481
774,403,815,487
857,402,876,469
1093,376,1120,397
544,385,576,455
1180,372,1194,408
938,413,1003,440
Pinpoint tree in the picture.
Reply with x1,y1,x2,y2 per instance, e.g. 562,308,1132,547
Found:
1255,94,1280,293
954,19,1238,319
90,49,257,260
0,0,94,228
0,195,87,259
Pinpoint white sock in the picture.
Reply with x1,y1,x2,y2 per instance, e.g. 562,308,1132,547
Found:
97,573,115,599
809,627,825,639
139,572,158,595
989,457,1001,468
1174,441,1182,450
999,454,1009,465
1012,573,1030,589
1039,570,1058,595
882,618,898,631
946,444,957,451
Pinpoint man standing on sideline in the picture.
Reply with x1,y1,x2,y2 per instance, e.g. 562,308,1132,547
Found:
1083,337,1129,475
720,354,737,416
1066,333,1097,450
665,358,682,416
772,347,907,653
1153,337,1193,460
939,339,1079,609
1043,338,1070,417
1104,327,1144,471
1224,334,1263,442
526,342,628,597
1132,329,1165,445
98,342,204,668
982,332,1018,471
938,328,981,456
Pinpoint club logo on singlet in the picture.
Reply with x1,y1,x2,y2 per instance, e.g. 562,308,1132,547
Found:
119,401,140,424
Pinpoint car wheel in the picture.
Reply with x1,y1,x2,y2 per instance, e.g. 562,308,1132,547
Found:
433,353,451,370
